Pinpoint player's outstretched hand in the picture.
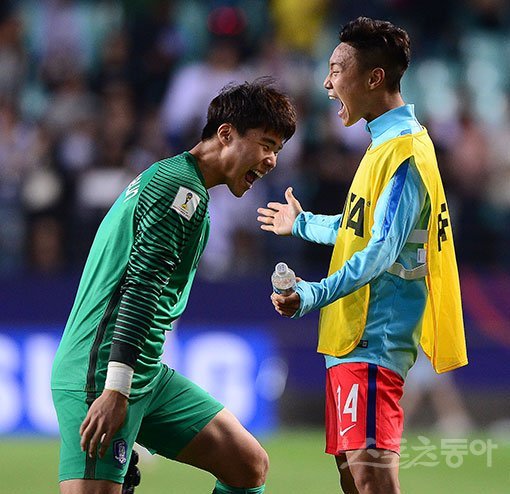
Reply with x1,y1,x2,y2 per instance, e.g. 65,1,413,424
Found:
257,186,303,236
80,389,128,459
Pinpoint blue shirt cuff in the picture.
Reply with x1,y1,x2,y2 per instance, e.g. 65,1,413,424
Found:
292,281,314,318
291,211,307,238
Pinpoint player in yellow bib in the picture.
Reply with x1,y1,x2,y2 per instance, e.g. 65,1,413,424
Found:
258,17,467,494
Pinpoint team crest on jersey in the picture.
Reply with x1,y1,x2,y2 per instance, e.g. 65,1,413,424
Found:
171,186,200,220
113,439,128,468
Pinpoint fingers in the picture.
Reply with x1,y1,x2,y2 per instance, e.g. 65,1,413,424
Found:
270,292,297,317
257,214,274,225
88,427,104,458
89,430,111,459
79,391,128,459
257,207,277,232
81,422,111,458
260,224,275,232
79,414,90,437
98,432,111,459
284,186,294,203
80,410,108,459
285,186,303,214
266,202,284,211
80,416,100,458
80,417,92,453
271,294,282,314
285,186,300,206
257,206,277,217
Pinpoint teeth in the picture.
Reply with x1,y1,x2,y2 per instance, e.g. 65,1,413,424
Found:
251,169,264,179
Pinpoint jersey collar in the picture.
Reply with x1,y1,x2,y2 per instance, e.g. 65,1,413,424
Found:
365,104,418,145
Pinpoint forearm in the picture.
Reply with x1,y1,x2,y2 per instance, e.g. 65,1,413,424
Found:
109,279,167,368
109,234,177,368
294,237,400,317
292,211,342,245
293,160,427,317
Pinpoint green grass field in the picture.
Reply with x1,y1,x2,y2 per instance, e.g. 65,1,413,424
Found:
2,429,508,493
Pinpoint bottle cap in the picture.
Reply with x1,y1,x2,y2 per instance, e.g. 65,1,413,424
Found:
275,262,288,275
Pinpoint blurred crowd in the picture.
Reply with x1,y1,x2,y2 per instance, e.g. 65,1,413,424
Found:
1,0,510,279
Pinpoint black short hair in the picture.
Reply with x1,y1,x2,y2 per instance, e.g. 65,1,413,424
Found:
340,17,411,92
201,78,296,142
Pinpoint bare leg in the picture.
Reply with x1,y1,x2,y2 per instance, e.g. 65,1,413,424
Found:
60,409,266,493
335,453,359,494
430,375,473,435
60,479,122,494
345,449,400,494
175,408,268,488
400,384,425,425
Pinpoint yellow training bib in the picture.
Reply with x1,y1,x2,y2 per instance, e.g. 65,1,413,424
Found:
317,130,467,373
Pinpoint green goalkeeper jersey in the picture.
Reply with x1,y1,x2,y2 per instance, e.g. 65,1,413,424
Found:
51,152,210,397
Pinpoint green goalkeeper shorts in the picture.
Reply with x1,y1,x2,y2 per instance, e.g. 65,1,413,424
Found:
52,364,224,483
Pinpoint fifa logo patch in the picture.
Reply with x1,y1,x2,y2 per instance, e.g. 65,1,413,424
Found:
181,192,193,210
113,439,128,468
171,186,200,220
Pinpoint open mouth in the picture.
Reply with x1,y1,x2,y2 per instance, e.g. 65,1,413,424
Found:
329,94,345,117
244,169,264,187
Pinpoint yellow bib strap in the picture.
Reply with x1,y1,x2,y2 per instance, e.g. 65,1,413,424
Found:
387,262,428,280
407,229,428,243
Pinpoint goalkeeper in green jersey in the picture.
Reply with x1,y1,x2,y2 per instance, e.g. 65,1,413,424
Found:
51,79,296,494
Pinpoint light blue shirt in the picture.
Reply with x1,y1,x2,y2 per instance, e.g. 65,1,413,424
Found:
292,104,430,378
366,103,422,148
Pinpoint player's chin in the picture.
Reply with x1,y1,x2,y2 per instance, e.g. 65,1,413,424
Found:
342,112,356,127
344,110,362,127
233,188,247,198
232,181,252,197
339,105,358,127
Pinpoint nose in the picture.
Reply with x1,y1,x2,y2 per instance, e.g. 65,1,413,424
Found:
324,75,332,90
265,153,277,170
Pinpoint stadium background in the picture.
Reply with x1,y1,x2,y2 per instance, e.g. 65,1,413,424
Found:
0,0,509,492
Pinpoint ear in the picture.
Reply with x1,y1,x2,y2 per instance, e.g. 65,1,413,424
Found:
368,67,385,90
217,123,233,145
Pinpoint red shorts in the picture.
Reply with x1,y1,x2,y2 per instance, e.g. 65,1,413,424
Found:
325,362,404,455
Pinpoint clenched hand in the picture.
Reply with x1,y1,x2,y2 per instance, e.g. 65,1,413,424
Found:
271,288,301,318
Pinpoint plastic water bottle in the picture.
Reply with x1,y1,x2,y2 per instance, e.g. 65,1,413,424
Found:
271,262,296,296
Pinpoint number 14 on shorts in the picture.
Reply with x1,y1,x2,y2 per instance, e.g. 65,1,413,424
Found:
337,384,359,436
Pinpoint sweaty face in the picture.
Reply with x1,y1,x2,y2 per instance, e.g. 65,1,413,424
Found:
223,128,283,197
324,43,370,127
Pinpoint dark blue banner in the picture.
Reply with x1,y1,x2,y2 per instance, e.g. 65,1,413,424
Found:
0,324,282,437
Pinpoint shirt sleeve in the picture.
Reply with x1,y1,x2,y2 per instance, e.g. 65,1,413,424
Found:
109,187,207,369
292,212,342,246
293,159,427,318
